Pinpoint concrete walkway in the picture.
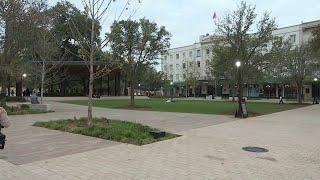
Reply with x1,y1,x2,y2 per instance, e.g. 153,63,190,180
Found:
1,101,234,165
1,102,319,179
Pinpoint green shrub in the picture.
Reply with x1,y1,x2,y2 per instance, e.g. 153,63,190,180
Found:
34,118,179,145
5,96,27,102
20,104,30,110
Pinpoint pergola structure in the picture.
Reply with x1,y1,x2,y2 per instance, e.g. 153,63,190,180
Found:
23,61,126,97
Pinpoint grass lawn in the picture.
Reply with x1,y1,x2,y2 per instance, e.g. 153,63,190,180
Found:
61,99,309,116
34,117,179,145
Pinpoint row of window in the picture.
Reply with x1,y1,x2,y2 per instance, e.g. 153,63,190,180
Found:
164,49,211,60
168,74,191,81
163,61,202,72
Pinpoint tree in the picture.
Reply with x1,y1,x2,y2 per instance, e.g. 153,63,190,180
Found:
108,18,170,106
139,66,164,96
0,0,47,97
269,38,319,103
310,25,320,54
67,0,142,124
0,0,29,96
212,1,276,117
29,20,65,104
184,61,201,97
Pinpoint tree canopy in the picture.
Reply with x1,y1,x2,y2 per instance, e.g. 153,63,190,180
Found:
108,18,171,105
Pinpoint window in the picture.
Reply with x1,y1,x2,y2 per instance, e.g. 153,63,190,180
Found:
306,88,310,94
176,54,179,59
169,74,173,81
176,64,180,69
183,63,186,69
189,62,193,66
170,55,173,60
206,49,210,55
163,65,167,71
189,51,193,58
176,74,180,81
197,50,201,57
164,56,167,60
197,61,201,67
169,64,173,71
183,74,186,79
289,34,296,43
183,52,186,58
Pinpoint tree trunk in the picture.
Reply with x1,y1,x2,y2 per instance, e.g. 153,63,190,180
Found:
130,80,135,106
87,9,96,125
185,83,188,98
236,68,244,118
40,62,45,104
16,78,22,97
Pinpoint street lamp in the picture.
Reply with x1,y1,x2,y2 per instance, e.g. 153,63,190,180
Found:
235,60,244,118
21,73,27,97
235,61,241,68
138,83,141,96
314,78,319,104
266,85,271,99
170,82,173,99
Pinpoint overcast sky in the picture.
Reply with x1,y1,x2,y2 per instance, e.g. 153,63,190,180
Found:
50,0,320,48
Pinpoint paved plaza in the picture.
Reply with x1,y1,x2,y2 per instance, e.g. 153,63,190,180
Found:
0,100,319,179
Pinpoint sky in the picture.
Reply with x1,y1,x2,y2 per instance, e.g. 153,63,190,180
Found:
50,0,320,48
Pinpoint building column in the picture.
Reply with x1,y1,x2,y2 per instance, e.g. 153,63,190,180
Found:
276,85,279,98
107,75,110,96
99,77,103,96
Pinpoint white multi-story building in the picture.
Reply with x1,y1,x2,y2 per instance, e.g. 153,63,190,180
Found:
161,34,213,83
161,20,320,98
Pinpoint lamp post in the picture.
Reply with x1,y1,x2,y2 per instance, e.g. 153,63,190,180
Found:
21,73,27,97
235,60,244,118
138,83,141,96
170,81,173,99
313,78,319,104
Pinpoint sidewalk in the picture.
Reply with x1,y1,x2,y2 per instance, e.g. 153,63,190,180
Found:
10,104,320,179
1,102,234,166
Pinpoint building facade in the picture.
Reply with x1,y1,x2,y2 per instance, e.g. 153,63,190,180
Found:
161,20,320,99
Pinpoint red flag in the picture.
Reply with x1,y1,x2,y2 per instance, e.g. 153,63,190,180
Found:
213,12,217,20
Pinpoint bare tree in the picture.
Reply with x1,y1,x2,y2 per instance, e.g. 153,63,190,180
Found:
67,0,141,124
30,30,67,104
184,61,201,97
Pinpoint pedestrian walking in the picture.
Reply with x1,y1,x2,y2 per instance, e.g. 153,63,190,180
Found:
279,96,284,104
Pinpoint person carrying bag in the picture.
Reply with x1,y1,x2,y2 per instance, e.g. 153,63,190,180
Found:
0,107,10,149
0,107,10,128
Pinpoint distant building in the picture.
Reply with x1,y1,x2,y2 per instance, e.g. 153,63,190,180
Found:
161,20,320,98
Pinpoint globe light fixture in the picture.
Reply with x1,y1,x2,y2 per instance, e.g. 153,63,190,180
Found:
22,73,27,78
235,61,241,68
170,82,173,85
314,78,318,82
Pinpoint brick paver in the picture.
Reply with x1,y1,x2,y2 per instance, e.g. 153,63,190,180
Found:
1,101,233,165
21,105,320,179
1,101,319,179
